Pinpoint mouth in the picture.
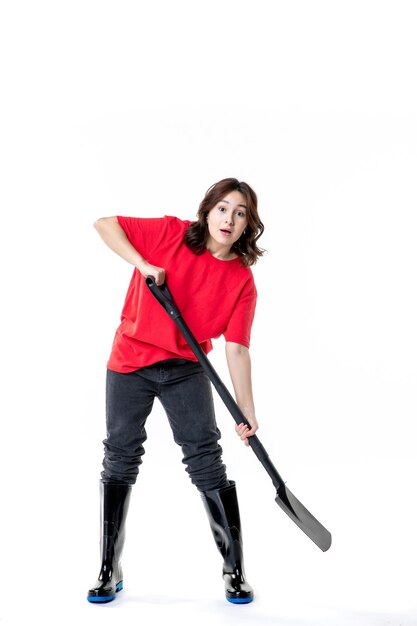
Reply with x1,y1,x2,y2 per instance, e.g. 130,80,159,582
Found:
220,228,232,236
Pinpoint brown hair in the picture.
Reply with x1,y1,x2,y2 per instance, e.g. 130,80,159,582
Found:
184,178,265,266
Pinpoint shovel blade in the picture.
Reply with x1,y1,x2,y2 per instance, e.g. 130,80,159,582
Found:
275,484,332,552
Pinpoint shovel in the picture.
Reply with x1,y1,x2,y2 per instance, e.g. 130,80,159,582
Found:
146,276,332,552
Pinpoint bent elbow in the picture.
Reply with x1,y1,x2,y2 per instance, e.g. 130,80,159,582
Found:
93,217,104,230
94,216,118,231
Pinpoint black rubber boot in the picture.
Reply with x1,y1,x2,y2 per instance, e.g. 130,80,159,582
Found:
87,482,132,603
201,480,254,604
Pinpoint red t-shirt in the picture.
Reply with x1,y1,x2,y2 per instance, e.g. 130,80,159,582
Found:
107,216,257,373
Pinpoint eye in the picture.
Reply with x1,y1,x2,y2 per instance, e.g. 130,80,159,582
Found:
236,210,246,218
218,206,226,212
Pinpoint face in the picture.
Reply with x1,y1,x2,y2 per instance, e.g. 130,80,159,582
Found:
206,190,248,256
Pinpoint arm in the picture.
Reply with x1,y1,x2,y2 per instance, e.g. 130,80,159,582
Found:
225,341,259,446
94,216,165,285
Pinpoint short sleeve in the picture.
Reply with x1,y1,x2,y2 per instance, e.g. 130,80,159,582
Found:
223,277,257,348
116,216,175,259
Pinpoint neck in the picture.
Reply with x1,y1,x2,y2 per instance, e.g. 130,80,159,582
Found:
206,242,236,261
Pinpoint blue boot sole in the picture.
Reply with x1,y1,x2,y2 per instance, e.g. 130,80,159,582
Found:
226,595,253,604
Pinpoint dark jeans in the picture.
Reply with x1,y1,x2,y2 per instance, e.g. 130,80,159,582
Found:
101,359,229,492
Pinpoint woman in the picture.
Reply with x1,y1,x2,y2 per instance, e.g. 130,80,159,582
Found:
87,177,265,605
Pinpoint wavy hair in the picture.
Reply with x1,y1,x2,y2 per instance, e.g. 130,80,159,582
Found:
184,178,265,266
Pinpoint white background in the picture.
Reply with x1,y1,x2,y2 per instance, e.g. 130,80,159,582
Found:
1,1,416,625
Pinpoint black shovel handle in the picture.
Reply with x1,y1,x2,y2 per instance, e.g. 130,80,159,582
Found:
146,276,286,490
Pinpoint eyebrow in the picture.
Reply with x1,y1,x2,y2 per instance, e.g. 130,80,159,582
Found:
220,199,247,210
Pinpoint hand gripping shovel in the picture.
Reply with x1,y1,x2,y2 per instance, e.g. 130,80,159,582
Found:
146,277,332,552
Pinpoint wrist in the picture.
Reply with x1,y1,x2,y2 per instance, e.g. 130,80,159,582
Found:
135,257,148,273
238,403,255,419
